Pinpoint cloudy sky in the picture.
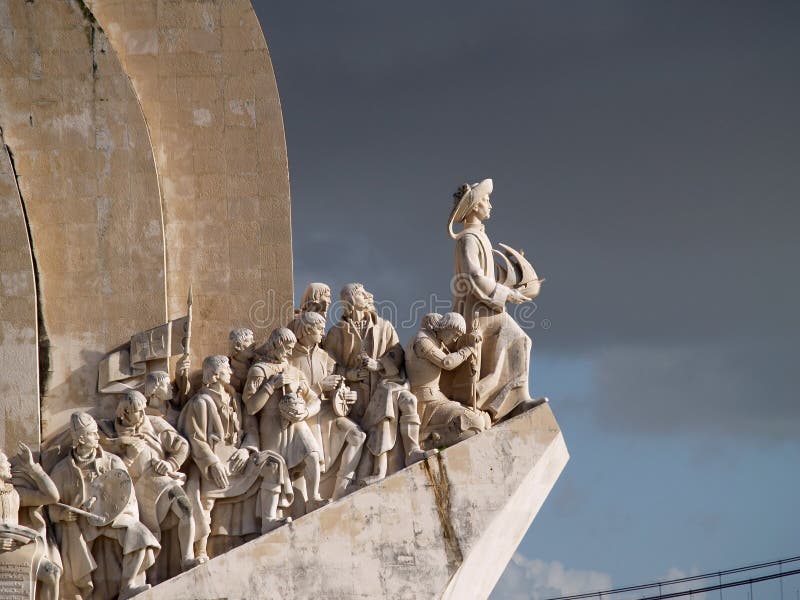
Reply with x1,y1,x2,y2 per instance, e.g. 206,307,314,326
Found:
254,2,800,598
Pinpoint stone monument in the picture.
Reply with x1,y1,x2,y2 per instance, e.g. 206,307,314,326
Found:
0,2,567,598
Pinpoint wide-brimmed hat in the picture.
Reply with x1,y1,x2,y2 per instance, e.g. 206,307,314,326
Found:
447,178,493,238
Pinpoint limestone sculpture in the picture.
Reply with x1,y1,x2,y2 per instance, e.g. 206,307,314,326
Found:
405,312,491,449
0,444,60,600
99,391,199,577
447,178,545,421
288,311,366,500
178,356,290,558
242,329,330,515
228,328,257,393
326,283,434,486
49,413,159,600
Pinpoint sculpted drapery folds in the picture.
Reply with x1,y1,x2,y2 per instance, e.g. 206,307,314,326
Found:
0,444,61,600
242,328,330,516
178,356,291,558
288,311,366,501
405,312,491,449
448,179,543,421
326,283,433,485
99,391,199,576
49,412,159,600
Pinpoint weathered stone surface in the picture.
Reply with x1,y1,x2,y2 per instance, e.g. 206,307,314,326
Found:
138,402,568,600
0,0,168,438
0,134,39,453
86,0,295,362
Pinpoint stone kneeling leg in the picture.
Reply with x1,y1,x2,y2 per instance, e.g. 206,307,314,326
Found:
398,391,437,466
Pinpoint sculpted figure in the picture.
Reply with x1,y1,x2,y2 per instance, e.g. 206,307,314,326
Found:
178,356,291,557
298,282,332,319
326,283,432,485
101,391,198,574
143,354,191,427
288,311,366,500
228,328,256,393
406,312,491,450
243,329,329,514
49,412,159,600
448,179,543,421
0,444,61,600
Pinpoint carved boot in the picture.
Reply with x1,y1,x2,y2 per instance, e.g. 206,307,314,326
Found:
332,474,354,500
400,418,437,466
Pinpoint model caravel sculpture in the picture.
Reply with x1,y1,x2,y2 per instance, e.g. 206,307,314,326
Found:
1,178,557,599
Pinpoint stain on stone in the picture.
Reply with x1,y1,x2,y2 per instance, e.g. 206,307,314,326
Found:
422,453,463,575
3,140,51,405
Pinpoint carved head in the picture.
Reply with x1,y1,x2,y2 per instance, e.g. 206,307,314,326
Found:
435,312,467,346
421,313,443,331
295,311,326,347
340,283,370,314
202,355,232,386
0,452,10,482
448,178,493,235
300,283,332,318
229,327,255,359
265,328,297,362
117,390,147,429
70,412,100,453
145,370,173,403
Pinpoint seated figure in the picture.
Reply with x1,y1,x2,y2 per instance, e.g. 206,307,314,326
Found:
288,311,366,500
243,328,329,515
100,390,199,575
405,312,490,450
49,412,160,600
0,443,61,600
178,356,291,558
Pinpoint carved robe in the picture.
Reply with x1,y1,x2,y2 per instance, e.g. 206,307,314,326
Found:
288,344,362,471
107,415,190,537
49,448,159,597
451,223,532,420
326,313,407,458
405,329,488,446
242,360,322,471
178,387,262,540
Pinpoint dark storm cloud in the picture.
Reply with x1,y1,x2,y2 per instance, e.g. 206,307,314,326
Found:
254,1,800,440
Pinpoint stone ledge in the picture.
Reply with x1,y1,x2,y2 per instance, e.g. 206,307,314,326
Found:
140,401,569,600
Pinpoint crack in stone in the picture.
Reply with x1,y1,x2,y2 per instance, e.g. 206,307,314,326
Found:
423,453,464,576
2,134,51,412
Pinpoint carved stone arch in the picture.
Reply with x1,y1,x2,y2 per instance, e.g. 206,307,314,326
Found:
85,0,295,362
0,0,168,440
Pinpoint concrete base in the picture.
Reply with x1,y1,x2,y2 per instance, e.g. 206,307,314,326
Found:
140,402,569,600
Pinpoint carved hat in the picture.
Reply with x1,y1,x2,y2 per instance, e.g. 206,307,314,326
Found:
448,178,493,238
70,411,98,434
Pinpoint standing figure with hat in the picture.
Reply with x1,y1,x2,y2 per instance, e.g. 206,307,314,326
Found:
48,412,159,600
447,179,545,422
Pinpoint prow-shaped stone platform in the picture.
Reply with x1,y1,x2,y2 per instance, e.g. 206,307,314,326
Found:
139,402,568,600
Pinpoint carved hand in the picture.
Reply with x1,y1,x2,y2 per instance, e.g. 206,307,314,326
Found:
16,442,36,470
228,449,249,475
464,331,483,346
60,509,79,523
0,538,17,551
360,354,381,372
152,460,171,476
209,462,229,488
344,390,358,404
321,374,342,392
177,353,191,377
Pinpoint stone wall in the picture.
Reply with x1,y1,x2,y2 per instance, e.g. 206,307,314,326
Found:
0,0,293,447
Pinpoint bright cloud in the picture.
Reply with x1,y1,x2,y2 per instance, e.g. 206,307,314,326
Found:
491,553,613,600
